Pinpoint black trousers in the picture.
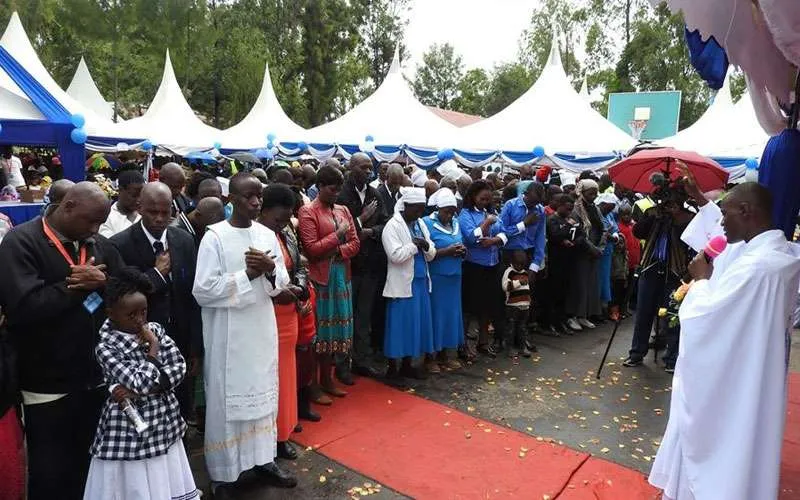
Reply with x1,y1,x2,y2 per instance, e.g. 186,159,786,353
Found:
24,386,106,500
628,267,679,362
350,271,382,366
506,306,529,347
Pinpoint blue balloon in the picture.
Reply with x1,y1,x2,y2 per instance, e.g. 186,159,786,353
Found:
365,134,374,143
267,140,274,149
745,157,759,170
213,141,222,150
70,113,85,128
141,139,153,151
533,145,545,157
297,141,308,152
437,148,454,161
70,127,87,145
267,132,277,143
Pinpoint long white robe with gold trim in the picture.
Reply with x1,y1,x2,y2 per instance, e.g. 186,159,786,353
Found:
192,220,289,483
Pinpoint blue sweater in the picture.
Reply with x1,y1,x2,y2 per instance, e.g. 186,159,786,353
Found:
499,196,546,270
458,207,506,267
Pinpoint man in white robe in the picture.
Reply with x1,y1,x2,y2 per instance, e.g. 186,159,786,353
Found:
649,182,800,500
193,173,297,493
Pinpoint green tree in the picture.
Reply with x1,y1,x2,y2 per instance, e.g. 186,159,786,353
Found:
617,3,711,129
452,68,490,116
412,43,464,109
355,0,409,90
518,0,585,86
485,63,532,117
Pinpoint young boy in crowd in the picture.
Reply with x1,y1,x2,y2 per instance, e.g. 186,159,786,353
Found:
501,249,534,358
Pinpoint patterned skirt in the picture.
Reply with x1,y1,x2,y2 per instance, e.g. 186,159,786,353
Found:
314,261,353,354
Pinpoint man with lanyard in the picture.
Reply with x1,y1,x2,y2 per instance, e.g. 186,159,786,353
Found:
0,182,124,499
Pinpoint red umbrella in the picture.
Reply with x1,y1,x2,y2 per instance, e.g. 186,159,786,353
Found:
608,147,729,194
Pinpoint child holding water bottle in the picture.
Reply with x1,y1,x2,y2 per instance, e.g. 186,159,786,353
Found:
83,268,198,500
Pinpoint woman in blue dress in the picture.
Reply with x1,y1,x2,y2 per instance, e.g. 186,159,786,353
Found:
423,188,467,372
382,187,437,381
595,193,620,311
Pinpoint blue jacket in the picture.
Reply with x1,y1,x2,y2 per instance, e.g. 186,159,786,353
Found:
499,196,546,270
458,207,506,267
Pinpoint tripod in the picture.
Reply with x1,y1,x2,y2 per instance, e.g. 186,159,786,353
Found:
596,260,660,379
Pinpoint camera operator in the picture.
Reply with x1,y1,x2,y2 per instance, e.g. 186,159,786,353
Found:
623,173,696,372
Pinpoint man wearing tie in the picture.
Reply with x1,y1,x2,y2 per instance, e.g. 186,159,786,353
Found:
110,182,202,418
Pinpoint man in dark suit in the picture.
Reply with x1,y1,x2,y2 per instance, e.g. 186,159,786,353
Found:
158,162,192,221
374,163,404,216
336,153,389,382
110,181,201,418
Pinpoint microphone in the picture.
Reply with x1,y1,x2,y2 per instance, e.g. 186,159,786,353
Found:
703,235,727,263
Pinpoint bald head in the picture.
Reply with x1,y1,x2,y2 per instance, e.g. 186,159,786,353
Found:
386,163,405,192
53,181,110,241
192,196,225,230
159,163,186,198
349,152,371,169
721,182,774,243
48,179,75,205
139,182,173,238
271,169,294,186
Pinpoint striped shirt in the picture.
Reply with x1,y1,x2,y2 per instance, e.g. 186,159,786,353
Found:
502,266,530,309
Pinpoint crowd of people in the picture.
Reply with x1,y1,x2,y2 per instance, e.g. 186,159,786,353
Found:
0,149,729,499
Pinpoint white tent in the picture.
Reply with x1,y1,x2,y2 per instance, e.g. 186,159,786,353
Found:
304,48,458,149
454,32,636,154
0,12,124,139
660,76,770,158
0,84,43,120
110,51,222,154
66,57,114,121
219,62,305,150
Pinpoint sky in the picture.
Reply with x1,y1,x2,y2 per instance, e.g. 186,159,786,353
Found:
404,0,538,75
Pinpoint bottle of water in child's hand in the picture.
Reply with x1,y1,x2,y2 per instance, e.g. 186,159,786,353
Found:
121,398,149,434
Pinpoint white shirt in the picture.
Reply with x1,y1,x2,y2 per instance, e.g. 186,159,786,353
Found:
99,202,141,238
142,224,169,282
369,178,381,189
355,184,366,204
1,155,25,188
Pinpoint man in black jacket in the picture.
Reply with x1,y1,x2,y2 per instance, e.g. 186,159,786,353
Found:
176,195,225,246
336,153,386,381
375,163,404,216
110,182,202,417
0,182,124,500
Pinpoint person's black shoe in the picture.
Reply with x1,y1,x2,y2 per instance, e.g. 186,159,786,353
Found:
210,481,236,500
335,369,355,386
400,364,428,380
298,387,322,422
384,365,408,388
519,345,532,358
255,462,298,488
352,363,383,378
277,441,298,460
622,357,643,367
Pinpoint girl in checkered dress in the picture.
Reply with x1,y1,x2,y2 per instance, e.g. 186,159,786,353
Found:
83,268,198,500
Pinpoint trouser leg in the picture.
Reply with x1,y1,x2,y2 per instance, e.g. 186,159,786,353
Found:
629,268,665,360
24,387,105,500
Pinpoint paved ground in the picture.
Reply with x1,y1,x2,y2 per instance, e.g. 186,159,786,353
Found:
187,319,800,498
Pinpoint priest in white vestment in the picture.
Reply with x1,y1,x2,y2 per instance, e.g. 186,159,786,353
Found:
649,181,800,500
192,173,297,492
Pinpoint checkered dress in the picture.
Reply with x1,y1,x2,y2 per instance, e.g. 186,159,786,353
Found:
89,320,187,461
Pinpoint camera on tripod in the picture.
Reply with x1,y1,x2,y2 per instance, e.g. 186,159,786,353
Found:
649,171,691,211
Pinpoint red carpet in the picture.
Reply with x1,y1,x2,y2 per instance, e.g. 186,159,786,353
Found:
295,376,800,499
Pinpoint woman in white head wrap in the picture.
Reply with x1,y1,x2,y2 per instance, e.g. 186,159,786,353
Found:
381,187,437,379
421,189,466,372
595,192,621,313
563,179,605,331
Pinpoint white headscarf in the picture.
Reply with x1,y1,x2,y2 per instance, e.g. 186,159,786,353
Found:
560,171,577,188
576,178,599,196
595,192,620,207
427,187,457,208
410,168,427,187
396,186,426,212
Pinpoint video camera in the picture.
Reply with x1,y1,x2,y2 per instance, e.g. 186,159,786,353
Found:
649,171,690,208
